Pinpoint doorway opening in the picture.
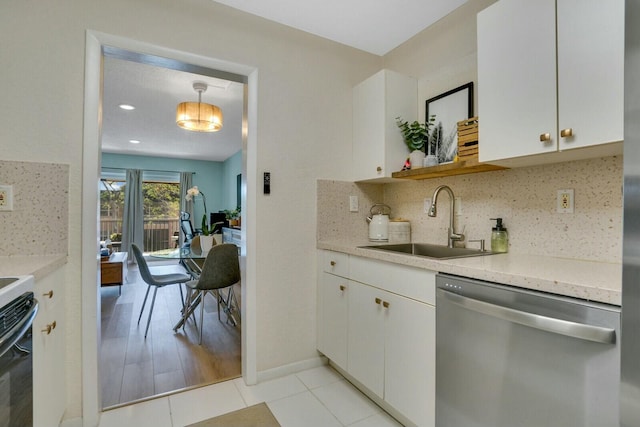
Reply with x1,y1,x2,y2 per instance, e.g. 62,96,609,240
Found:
97,45,249,408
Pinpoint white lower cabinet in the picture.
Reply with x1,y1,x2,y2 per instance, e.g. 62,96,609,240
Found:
317,250,436,427
319,272,349,370
347,281,385,396
33,267,66,427
348,280,435,427
383,290,435,426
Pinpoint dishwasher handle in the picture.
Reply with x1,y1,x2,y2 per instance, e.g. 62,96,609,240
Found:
439,288,616,344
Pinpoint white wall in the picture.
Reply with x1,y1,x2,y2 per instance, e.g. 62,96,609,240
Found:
1,0,381,420
384,0,497,117
222,150,242,211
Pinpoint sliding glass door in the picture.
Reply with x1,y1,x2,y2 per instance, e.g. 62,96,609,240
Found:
100,170,181,253
141,180,180,251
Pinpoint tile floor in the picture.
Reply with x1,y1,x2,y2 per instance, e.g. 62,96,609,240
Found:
98,365,403,427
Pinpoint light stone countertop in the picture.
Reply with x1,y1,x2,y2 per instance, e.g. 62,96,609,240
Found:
0,255,68,281
318,240,622,306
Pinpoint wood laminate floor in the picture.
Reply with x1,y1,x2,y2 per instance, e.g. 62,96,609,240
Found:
100,261,241,408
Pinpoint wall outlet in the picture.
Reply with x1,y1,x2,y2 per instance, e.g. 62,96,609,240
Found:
455,197,462,215
557,189,574,214
349,195,359,212
0,185,13,211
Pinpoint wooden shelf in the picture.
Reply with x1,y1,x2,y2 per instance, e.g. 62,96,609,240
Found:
391,160,507,180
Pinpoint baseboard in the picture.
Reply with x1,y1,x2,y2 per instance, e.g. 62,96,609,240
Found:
256,355,327,383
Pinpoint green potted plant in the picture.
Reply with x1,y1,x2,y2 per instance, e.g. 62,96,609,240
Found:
201,214,216,236
197,215,216,251
224,207,241,227
395,115,436,168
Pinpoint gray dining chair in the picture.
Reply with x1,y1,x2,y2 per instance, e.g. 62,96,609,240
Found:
131,243,192,338
174,243,241,344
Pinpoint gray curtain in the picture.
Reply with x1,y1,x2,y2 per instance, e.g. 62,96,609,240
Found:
180,172,193,218
179,172,193,246
122,169,143,262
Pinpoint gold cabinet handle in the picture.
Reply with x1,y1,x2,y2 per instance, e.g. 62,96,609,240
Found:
376,166,382,173
382,301,390,308
560,128,573,138
375,297,382,305
339,285,346,291
539,133,551,142
42,290,54,299
330,261,336,267
41,320,57,335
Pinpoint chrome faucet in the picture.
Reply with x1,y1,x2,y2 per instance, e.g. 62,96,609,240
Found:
428,185,464,248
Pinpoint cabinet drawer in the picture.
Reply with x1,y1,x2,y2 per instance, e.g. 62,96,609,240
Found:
322,251,349,277
349,255,435,305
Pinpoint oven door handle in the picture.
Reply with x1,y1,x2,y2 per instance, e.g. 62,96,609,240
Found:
439,289,616,344
0,299,38,358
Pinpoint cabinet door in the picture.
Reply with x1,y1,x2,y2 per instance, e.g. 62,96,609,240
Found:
347,281,385,397
320,273,349,370
352,70,416,181
384,293,436,427
33,269,65,427
478,0,557,162
557,0,624,150
353,71,386,181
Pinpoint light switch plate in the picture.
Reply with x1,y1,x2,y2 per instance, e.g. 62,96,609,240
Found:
0,185,13,211
349,195,359,212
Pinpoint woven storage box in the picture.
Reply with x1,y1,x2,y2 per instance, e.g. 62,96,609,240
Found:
457,116,479,161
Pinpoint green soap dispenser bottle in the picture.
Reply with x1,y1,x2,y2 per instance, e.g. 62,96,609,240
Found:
490,218,509,253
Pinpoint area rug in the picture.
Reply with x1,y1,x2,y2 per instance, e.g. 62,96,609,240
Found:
187,402,281,427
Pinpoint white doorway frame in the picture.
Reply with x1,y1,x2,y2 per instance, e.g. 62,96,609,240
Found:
82,30,258,426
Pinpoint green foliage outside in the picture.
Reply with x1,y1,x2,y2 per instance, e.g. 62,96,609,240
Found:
100,181,181,219
142,182,181,218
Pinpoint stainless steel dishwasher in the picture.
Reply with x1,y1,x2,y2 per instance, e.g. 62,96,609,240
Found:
436,273,620,427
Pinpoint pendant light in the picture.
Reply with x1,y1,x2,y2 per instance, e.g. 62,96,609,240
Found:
176,82,223,132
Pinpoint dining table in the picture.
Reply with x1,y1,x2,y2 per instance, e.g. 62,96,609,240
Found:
148,246,208,277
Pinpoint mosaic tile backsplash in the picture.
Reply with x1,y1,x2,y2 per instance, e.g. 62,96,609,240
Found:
0,160,69,256
318,156,622,263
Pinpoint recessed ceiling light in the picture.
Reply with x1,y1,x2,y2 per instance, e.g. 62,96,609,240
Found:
119,104,135,110
129,139,141,144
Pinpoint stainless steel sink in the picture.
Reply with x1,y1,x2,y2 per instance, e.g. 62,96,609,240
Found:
359,243,494,260
0,277,19,289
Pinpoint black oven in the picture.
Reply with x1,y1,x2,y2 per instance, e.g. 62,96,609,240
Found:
0,292,38,427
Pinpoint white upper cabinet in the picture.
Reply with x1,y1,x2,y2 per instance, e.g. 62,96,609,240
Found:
556,0,624,151
353,69,417,182
477,0,623,166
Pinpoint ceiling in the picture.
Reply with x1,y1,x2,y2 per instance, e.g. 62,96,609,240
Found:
213,0,468,56
100,0,468,162
102,56,245,162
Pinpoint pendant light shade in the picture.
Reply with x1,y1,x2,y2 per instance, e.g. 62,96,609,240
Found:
176,82,223,132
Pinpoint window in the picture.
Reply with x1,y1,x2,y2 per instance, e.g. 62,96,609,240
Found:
100,169,181,252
